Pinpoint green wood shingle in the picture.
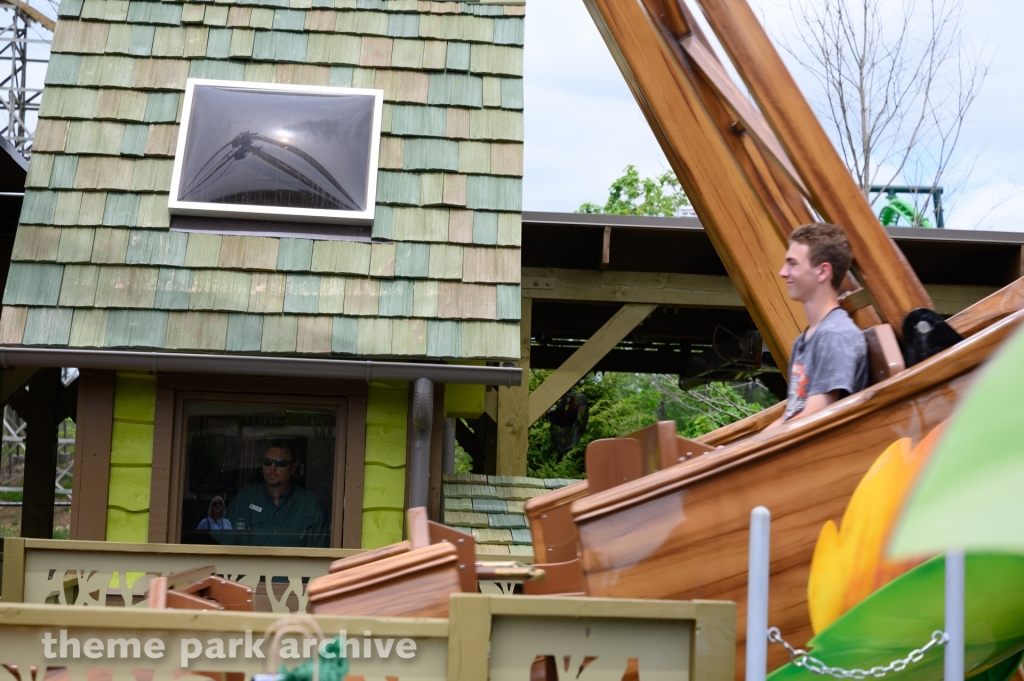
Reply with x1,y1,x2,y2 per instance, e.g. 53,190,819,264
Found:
4,263,63,306
260,315,298,353
252,30,308,62
94,88,147,121
427,319,461,357
482,76,500,107
444,42,470,71
272,8,305,30
12,226,59,261
94,266,159,307
104,309,167,348
189,59,246,80
283,273,321,313
127,2,183,25
137,193,171,228
336,10,388,35
229,28,255,57
369,241,396,277
25,154,54,188
496,212,521,246
472,211,497,245
69,308,107,347
56,228,95,263
78,56,136,88
189,270,251,311
394,241,429,278
427,73,482,108
304,9,335,31
387,13,418,38
277,238,314,271
206,28,232,58
391,318,426,354
58,0,84,18
390,104,446,137
379,136,404,170
360,36,392,67
343,277,378,315
90,227,129,263
131,58,190,90
317,275,346,313
182,3,205,23
226,313,263,351
23,307,74,346
376,170,420,205
65,120,125,155
33,120,69,154
466,176,521,211
458,141,489,174
469,44,522,77
125,229,188,266
121,123,149,156
493,18,524,45
390,38,423,69
331,315,357,353
102,192,141,226
105,24,132,54
74,157,134,190
58,263,100,306
128,24,155,55
403,138,458,172
130,158,174,191
44,54,82,86
500,77,523,109
496,284,520,320
371,204,393,239
356,317,391,354
184,233,221,268
143,92,180,123
469,109,523,141
19,190,58,225
0,307,27,345
310,240,370,275
78,193,107,226
152,26,185,56
378,278,413,317
165,311,228,350
296,316,332,353
217,235,279,270
329,65,354,85
39,88,96,120
155,267,193,309
184,26,209,57
52,17,110,52
412,279,437,317
247,272,285,313
428,243,462,279
249,7,275,29
54,192,83,226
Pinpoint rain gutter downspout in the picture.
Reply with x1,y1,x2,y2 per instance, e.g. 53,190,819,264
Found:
0,347,523,387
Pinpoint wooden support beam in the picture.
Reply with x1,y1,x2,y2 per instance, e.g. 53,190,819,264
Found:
522,267,744,308
69,370,115,541
582,0,804,367
528,303,657,427
695,0,932,328
20,368,61,538
600,226,612,270
496,298,531,476
1,366,38,408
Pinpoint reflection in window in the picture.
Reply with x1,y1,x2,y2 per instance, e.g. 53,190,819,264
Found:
181,402,336,548
175,83,377,213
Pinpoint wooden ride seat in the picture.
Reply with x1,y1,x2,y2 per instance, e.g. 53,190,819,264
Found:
308,542,462,617
147,565,254,611
309,508,544,616
524,424,714,596
864,323,906,384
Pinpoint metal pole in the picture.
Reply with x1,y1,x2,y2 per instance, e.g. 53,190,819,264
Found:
746,506,771,681
945,549,965,681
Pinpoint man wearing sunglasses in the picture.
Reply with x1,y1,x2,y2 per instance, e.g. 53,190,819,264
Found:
221,445,328,547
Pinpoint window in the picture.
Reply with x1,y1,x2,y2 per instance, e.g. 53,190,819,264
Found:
168,79,384,230
180,401,339,548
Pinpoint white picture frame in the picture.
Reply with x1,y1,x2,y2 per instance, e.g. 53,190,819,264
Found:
168,78,384,226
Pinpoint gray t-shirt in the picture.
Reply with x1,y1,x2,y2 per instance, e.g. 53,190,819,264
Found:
782,307,868,422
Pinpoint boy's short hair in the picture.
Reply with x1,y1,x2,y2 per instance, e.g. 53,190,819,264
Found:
789,222,853,290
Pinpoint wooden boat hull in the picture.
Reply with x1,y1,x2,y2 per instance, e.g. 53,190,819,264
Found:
571,308,1024,678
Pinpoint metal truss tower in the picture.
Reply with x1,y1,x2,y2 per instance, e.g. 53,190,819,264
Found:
0,0,54,157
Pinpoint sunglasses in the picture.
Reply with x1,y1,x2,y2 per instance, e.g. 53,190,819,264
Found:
263,458,293,468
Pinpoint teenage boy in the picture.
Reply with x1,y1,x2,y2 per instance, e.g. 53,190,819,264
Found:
766,222,869,429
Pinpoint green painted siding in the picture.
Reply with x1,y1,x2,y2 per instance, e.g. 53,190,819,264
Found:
361,380,408,548
106,372,156,542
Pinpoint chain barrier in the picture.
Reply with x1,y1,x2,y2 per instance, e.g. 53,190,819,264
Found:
767,627,948,679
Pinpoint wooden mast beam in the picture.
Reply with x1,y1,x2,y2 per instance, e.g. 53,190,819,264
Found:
694,0,933,329
581,0,805,366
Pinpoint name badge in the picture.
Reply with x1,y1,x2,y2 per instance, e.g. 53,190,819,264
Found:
249,503,263,513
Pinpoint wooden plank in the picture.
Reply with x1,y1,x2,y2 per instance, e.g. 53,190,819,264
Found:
496,297,530,475
343,395,367,548
600,225,611,270
0,367,38,407
528,303,656,426
1,537,25,602
428,382,446,522
581,0,803,365
69,369,115,541
147,387,175,543
695,0,932,329
447,594,492,681
522,267,743,307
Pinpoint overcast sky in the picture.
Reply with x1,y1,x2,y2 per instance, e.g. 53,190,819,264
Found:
523,0,1024,232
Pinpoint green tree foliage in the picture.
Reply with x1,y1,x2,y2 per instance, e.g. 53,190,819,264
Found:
578,165,691,217
527,372,773,479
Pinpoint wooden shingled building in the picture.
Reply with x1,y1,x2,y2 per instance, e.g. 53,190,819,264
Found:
0,0,527,549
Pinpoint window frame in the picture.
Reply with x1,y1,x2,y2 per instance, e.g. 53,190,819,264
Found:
168,78,385,226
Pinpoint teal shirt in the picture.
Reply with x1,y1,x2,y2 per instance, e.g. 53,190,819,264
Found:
216,483,328,548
